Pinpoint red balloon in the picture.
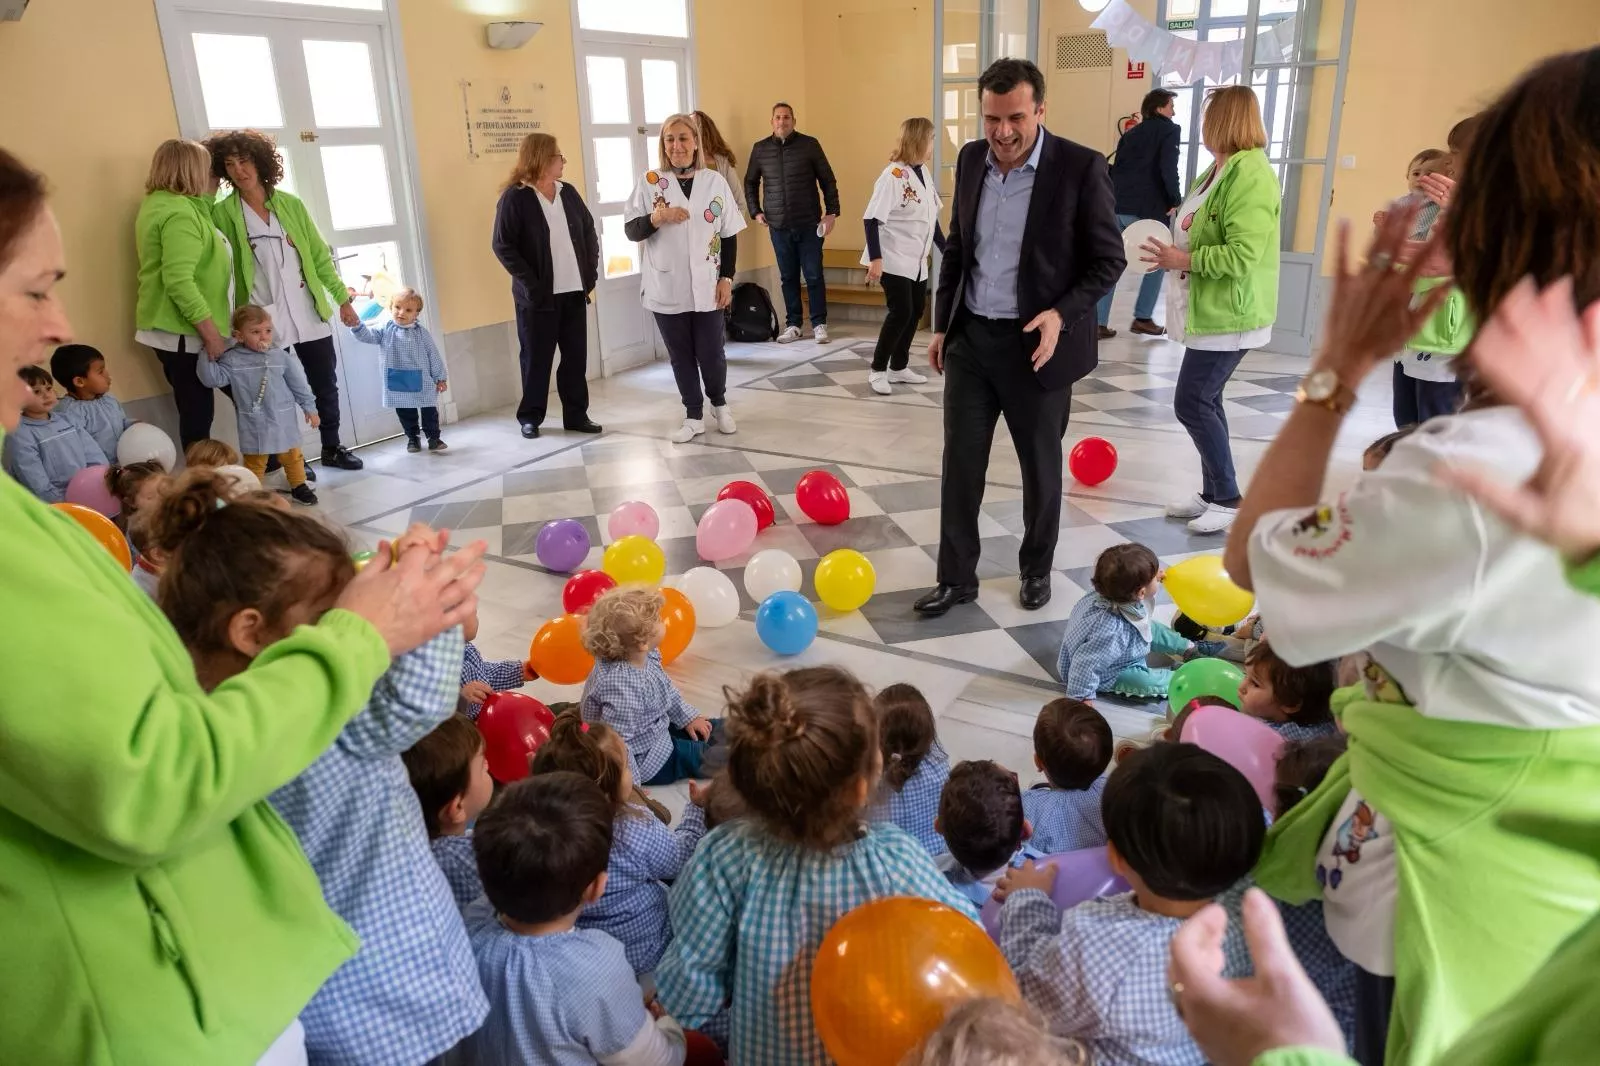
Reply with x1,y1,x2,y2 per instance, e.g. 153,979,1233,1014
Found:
1068,437,1118,486
795,470,850,525
717,480,776,530
477,692,556,782
563,568,617,614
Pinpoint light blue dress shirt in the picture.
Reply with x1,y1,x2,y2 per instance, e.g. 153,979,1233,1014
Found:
964,132,1045,320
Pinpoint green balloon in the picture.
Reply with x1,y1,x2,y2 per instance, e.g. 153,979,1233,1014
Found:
1168,657,1245,716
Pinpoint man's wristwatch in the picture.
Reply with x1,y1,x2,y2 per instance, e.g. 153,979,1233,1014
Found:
1295,368,1358,415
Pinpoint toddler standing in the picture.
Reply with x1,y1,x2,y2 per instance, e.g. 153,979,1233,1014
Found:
936,760,1041,906
1058,544,1194,700
403,714,494,914
8,365,107,502
195,305,320,506
868,682,951,855
655,665,978,1065
351,287,449,452
1237,639,1341,742
50,344,131,460
1022,699,1112,854
581,587,723,784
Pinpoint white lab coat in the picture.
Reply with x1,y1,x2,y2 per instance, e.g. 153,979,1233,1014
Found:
860,162,943,282
625,167,748,315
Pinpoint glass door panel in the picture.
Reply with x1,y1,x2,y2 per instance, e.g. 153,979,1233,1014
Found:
192,33,285,129
302,39,381,128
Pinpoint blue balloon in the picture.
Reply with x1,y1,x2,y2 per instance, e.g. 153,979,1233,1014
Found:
755,590,818,655
535,518,591,573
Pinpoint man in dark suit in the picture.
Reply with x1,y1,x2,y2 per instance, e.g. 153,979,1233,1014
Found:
1096,88,1183,339
914,58,1125,618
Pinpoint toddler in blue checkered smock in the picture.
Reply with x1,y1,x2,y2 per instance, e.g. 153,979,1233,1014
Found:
866,682,950,856
463,772,694,1065
581,587,726,785
996,744,1265,1066
351,287,450,452
935,760,1043,908
458,606,535,719
655,666,979,1065
531,712,708,976
403,714,494,915
1022,698,1112,855
1057,544,1197,701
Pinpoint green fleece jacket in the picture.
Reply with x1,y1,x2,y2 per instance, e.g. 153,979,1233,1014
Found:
1405,277,1474,356
213,189,348,321
134,190,234,337
0,454,394,1063
1185,148,1281,337
1253,684,1600,1065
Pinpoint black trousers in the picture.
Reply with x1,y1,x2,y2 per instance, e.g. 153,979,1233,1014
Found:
937,316,1073,588
292,335,342,453
514,292,590,427
872,273,927,372
154,342,217,450
396,407,441,442
654,309,727,420
1352,966,1395,1066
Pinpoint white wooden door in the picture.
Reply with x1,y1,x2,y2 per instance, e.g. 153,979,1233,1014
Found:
159,8,424,446
575,42,691,374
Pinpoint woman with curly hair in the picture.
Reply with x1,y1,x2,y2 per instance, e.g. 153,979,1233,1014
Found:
205,129,364,472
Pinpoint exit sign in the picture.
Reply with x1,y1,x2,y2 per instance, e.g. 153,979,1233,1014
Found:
1167,18,1197,29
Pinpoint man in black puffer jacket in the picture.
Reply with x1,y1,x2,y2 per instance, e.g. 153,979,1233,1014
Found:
745,102,841,344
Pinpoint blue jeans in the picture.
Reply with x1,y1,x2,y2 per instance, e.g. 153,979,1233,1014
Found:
1096,213,1167,326
769,225,826,328
643,719,728,785
1175,346,1247,505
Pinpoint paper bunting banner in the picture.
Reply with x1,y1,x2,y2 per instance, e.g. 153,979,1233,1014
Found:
1092,0,1296,84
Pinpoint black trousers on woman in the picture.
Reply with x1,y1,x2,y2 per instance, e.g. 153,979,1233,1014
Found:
654,309,727,420
872,273,928,373
291,335,343,453
514,291,591,429
154,341,216,450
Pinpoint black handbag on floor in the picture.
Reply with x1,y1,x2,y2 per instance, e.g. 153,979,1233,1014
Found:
726,282,779,342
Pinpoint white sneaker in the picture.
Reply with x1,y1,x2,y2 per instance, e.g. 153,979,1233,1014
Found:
1166,493,1209,520
776,326,802,344
1188,504,1239,535
813,324,830,344
670,418,705,444
868,371,891,395
888,367,928,384
711,404,737,434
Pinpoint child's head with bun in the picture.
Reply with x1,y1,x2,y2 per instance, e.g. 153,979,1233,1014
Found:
581,586,664,662
150,466,353,686
529,710,632,814
724,666,878,850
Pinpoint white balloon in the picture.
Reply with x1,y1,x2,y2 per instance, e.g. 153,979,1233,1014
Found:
680,566,740,628
744,549,802,603
116,422,178,471
214,464,263,494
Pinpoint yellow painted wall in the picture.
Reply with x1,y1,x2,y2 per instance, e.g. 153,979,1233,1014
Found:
1042,0,1159,154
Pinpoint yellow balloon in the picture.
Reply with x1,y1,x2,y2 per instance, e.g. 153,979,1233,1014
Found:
1163,554,1254,628
601,534,666,585
814,548,876,612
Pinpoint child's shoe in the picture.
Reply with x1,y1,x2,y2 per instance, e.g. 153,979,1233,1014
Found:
428,438,448,452
406,438,422,453
291,483,319,506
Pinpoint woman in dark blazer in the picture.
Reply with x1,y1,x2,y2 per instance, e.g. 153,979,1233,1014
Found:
491,133,601,439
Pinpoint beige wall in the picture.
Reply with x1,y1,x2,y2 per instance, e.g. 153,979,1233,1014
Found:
1042,0,1159,155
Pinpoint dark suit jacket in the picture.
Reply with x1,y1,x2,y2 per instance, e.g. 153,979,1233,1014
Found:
491,182,600,310
1111,113,1182,219
934,129,1126,390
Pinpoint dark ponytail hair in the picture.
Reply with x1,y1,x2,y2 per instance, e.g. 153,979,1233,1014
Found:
529,711,629,814
105,460,169,517
875,683,937,791
150,468,353,654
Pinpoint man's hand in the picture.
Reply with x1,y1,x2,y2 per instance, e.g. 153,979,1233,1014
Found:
684,715,714,741
1023,309,1063,371
994,858,1058,903
865,259,884,284
338,301,360,328
927,332,946,374
461,680,493,705
820,214,837,237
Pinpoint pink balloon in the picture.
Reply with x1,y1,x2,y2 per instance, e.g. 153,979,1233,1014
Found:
607,500,660,542
696,498,758,562
980,847,1130,940
65,464,120,518
1179,706,1286,810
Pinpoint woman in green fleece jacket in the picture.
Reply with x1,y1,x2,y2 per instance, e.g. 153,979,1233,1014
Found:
1,145,488,1064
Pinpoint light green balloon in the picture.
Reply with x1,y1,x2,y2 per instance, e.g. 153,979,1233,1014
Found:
1168,657,1245,716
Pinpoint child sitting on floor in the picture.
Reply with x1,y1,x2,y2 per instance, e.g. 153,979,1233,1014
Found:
463,772,693,1065
8,365,107,502
107,459,169,526
1058,544,1195,701
148,471,486,1063
184,437,241,469
403,713,494,914
1237,639,1340,742
50,344,132,461
460,606,536,718
997,744,1264,1065
351,286,449,453
655,666,977,1065
868,682,950,855
531,711,708,976
582,586,724,784
936,760,1041,907
910,997,1087,1066
1023,698,1112,854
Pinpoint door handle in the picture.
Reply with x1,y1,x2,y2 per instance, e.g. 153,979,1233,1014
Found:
300,130,319,143
637,126,648,135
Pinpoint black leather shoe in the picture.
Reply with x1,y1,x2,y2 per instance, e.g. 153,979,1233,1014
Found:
321,445,364,471
520,423,540,439
1019,575,1052,610
563,418,603,434
913,584,978,617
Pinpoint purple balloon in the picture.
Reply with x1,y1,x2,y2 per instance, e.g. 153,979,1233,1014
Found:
980,846,1130,940
534,518,591,573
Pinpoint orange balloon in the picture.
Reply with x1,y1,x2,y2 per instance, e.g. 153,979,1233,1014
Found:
527,614,595,685
811,896,1019,1066
658,587,696,665
53,502,132,571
